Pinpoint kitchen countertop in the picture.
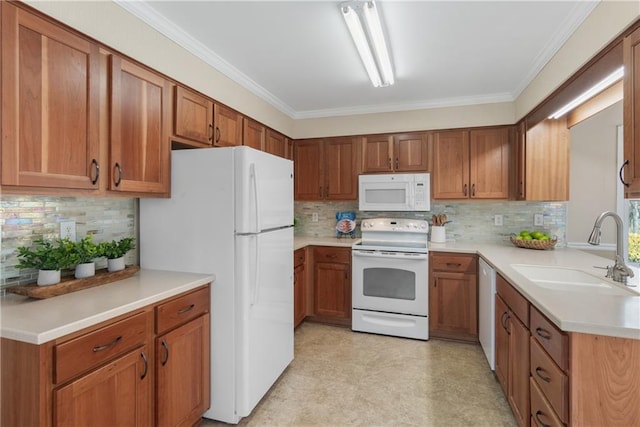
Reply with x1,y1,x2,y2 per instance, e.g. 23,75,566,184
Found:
0,269,214,344
295,236,640,340
294,235,360,250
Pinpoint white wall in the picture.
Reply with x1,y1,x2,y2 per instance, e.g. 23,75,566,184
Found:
567,101,622,249
24,0,640,139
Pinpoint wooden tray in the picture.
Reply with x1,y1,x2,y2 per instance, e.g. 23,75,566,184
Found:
7,266,140,299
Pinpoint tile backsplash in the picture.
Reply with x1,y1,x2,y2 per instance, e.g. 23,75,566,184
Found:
295,200,567,244
1,195,137,288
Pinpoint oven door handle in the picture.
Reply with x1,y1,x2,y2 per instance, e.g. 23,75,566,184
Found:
352,251,428,260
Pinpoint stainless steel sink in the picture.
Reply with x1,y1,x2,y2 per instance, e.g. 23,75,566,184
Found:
510,264,640,296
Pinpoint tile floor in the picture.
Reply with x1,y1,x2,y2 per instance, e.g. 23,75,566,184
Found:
200,322,515,426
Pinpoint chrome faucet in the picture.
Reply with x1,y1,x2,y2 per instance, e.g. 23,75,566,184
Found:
588,211,635,285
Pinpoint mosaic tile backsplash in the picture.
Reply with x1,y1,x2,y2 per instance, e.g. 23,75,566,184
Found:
1,195,137,288
295,201,567,244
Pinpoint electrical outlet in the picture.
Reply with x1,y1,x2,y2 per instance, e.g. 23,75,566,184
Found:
494,214,503,226
534,213,544,226
312,212,319,222
60,220,76,241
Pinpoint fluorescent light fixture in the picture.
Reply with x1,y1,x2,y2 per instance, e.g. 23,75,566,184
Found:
341,1,394,87
548,66,624,119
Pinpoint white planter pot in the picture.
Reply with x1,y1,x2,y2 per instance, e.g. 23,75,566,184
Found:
37,269,61,286
75,262,96,279
107,257,125,272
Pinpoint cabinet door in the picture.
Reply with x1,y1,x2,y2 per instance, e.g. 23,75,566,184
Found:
173,86,213,146
325,137,358,200
623,26,640,197
429,271,478,341
110,56,170,195
1,3,100,190
394,133,428,172
314,262,351,319
243,118,266,151
432,130,470,199
470,128,509,199
495,294,509,395
508,314,531,427
265,129,287,158
213,103,243,147
294,139,324,200
362,135,393,172
294,264,306,328
54,346,150,427
156,314,210,427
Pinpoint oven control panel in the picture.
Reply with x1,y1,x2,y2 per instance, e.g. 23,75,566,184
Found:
361,218,428,233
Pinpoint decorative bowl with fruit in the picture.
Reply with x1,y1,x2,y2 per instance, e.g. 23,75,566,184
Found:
510,230,557,250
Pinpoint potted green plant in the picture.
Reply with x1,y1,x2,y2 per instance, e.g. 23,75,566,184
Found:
98,237,135,272
71,235,99,279
15,238,76,285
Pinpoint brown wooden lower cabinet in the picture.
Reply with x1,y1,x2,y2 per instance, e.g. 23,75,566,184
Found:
294,248,307,328
1,285,211,427
311,246,351,325
428,252,478,342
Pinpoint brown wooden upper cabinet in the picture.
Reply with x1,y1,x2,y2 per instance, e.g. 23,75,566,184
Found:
1,2,101,190
213,103,243,147
173,86,214,147
110,55,171,195
361,133,428,173
265,129,291,159
518,118,569,201
432,128,510,200
243,118,266,151
623,25,640,197
294,137,358,201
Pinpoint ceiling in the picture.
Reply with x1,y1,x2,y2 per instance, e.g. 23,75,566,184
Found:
116,1,599,120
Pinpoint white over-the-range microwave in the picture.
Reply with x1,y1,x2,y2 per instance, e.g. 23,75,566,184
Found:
358,173,431,212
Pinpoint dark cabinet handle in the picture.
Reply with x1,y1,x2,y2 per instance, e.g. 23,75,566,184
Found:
619,160,630,187
91,159,100,185
208,124,214,142
519,181,524,197
140,351,148,380
113,162,123,187
535,367,551,382
463,184,468,196
535,410,551,427
395,158,399,170
535,327,552,340
215,126,221,143
446,263,462,267
387,157,392,169
161,339,169,366
319,186,323,197
501,312,510,334
471,183,476,197
93,335,122,352
177,304,195,314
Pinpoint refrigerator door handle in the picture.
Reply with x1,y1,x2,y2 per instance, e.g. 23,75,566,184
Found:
251,234,261,306
250,163,262,233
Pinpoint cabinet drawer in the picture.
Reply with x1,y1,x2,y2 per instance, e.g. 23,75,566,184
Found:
55,312,148,384
530,305,568,371
530,377,564,427
294,248,306,268
314,247,350,264
530,338,568,423
430,253,476,273
496,274,529,327
156,286,210,334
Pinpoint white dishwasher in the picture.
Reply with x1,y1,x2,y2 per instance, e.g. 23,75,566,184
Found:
478,257,496,370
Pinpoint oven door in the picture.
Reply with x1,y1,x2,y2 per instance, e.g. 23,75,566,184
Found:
352,249,428,316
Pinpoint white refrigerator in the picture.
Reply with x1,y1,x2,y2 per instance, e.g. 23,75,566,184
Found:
139,146,294,424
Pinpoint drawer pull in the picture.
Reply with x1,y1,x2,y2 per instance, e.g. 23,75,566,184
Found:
178,304,195,314
91,159,100,185
161,339,170,366
535,410,551,427
535,366,551,383
92,335,122,352
140,351,148,380
113,162,123,187
445,262,462,267
536,327,552,340
501,312,510,334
